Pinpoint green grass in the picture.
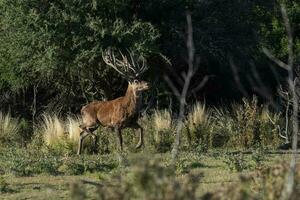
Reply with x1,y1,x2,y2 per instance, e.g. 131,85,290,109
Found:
0,151,294,200
0,100,294,199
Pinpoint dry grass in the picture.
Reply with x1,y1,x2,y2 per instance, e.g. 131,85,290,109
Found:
0,112,19,143
40,114,66,146
186,102,208,132
153,109,172,132
152,109,173,151
37,114,83,152
67,116,82,144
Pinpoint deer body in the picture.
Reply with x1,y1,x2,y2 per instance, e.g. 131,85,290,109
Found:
80,82,145,129
77,48,149,154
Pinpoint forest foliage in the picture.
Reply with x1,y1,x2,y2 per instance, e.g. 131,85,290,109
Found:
0,0,300,120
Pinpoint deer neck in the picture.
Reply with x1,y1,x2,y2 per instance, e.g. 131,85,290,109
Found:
124,83,142,116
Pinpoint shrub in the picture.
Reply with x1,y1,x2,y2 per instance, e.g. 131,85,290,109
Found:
0,146,117,176
0,176,9,193
204,162,300,200
223,149,265,173
223,152,256,172
0,147,60,176
213,96,283,150
77,157,201,200
58,155,117,175
231,97,259,148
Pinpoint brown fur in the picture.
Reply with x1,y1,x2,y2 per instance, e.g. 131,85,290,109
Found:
77,81,149,154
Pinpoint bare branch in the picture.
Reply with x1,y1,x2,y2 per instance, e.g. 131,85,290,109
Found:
164,75,181,99
262,47,290,70
190,75,209,94
172,11,197,161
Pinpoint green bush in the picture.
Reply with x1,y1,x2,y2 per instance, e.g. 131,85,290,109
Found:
75,157,201,200
211,96,283,150
0,146,117,176
204,162,300,200
0,147,61,176
223,153,256,172
0,176,9,193
58,155,117,175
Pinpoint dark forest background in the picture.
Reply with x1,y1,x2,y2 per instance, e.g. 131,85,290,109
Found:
0,0,299,120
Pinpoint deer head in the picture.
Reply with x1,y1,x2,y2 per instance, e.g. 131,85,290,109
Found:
130,80,150,92
102,49,150,91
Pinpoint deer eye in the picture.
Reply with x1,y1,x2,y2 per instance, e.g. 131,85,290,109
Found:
134,79,138,83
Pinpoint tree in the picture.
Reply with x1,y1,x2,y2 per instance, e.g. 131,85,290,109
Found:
0,0,159,116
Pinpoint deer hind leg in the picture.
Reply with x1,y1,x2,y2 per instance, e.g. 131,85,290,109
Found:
77,130,89,155
133,123,144,149
77,124,98,155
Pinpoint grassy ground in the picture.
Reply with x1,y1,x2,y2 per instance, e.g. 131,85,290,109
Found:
0,151,293,200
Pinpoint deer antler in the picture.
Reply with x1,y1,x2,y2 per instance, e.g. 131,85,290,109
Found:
102,48,148,80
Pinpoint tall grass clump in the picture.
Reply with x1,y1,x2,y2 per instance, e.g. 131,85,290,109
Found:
209,96,282,150
0,112,20,146
67,116,82,149
210,108,233,148
185,103,211,151
36,114,74,154
152,109,173,152
231,97,259,148
40,114,65,146
37,114,91,154
256,108,282,148
224,96,282,149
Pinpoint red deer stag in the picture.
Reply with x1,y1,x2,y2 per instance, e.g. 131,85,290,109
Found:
77,49,150,155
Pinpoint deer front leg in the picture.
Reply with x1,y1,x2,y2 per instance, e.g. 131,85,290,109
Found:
115,128,123,151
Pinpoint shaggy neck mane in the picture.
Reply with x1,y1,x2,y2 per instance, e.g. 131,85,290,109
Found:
124,83,141,116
